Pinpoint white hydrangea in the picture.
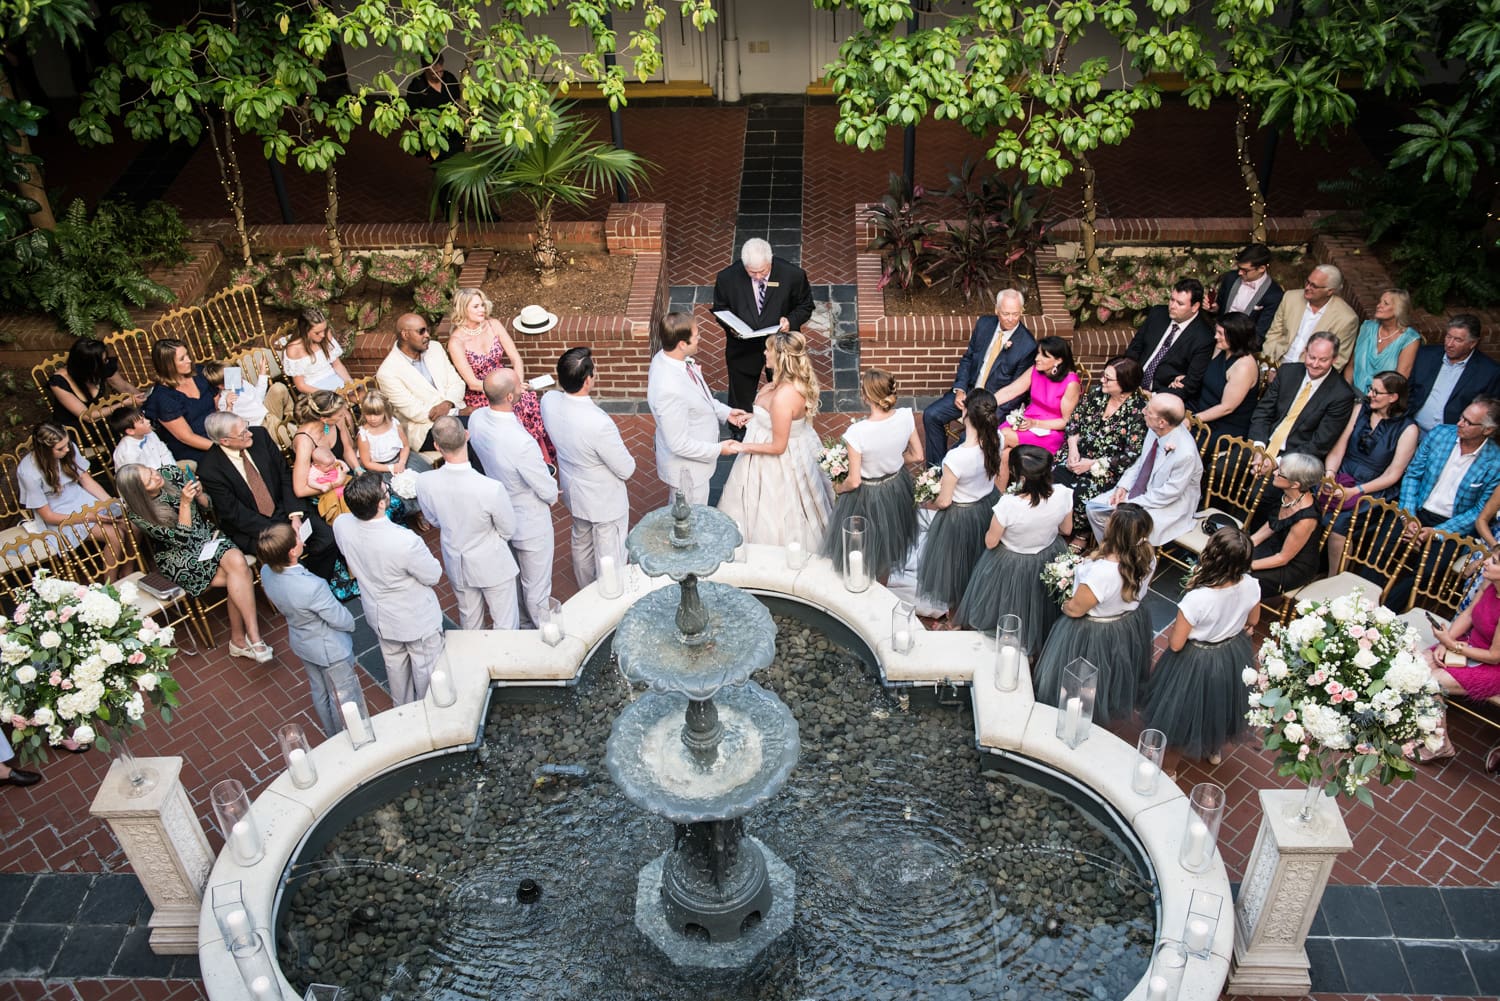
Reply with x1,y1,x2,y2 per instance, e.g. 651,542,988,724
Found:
1383,652,1429,694
33,576,75,603
0,637,29,665
1416,710,1440,732
1372,604,1397,625
1300,701,1353,749
115,579,140,606
156,626,174,645
74,655,106,685
1265,657,1289,680
78,590,122,628
1328,595,1357,622
14,665,36,684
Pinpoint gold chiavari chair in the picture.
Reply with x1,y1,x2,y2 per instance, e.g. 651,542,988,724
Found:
1289,497,1420,616
0,530,73,604
102,328,156,389
29,351,67,402
1159,435,1270,575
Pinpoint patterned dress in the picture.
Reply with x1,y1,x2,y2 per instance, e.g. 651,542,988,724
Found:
1052,389,1148,525
126,465,238,596
462,329,556,464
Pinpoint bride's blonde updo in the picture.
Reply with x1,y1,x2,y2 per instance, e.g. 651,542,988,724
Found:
769,330,820,417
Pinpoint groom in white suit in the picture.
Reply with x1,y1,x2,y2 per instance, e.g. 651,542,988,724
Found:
1086,393,1202,546
540,347,637,587
647,312,748,502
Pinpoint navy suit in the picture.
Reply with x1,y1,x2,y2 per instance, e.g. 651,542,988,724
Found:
1407,345,1500,429
921,316,1037,465
1125,306,1216,400
1214,272,1284,343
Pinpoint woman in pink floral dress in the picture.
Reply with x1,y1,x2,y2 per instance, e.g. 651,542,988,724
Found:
446,288,556,464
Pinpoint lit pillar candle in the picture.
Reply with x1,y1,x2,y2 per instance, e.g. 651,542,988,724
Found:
786,540,804,568
540,621,562,645
893,629,912,652
996,646,1021,690
286,747,315,787
1184,818,1210,868
224,908,252,943
249,975,278,1001
1145,976,1170,1001
599,556,621,595
1061,696,1083,745
848,550,865,581
341,701,370,744
429,668,455,707
229,819,259,864
1132,760,1159,795
1184,916,1212,953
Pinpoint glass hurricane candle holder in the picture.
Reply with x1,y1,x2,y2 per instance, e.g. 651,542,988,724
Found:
329,668,375,750
276,723,316,789
891,600,916,654
1147,939,1188,1001
428,667,457,708
231,930,281,1000
1183,888,1222,958
994,614,1026,692
1055,658,1098,748
1132,728,1166,796
540,597,565,646
843,515,870,592
1180,782,1226,873
210,881,257,950
211,779,263,866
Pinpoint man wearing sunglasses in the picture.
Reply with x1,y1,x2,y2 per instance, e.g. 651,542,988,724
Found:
376,312,470,453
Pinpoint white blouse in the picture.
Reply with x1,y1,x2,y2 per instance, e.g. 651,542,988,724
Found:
994,486,1074,554
943,444,994,503
358,421,406,463
282,340,345,392
843,408,914,478
1181,576,1261,642
1076,556,1152,616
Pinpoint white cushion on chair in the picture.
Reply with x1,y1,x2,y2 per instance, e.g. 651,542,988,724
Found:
1295,572,1383,607
1173,509,1244,556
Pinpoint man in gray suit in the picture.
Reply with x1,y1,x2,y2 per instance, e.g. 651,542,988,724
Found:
647,311,747,502
416,416,520,630
539,347,636,587
333,473,444,705
256,523,356,735
1086,393,1203,546
469,370,558,628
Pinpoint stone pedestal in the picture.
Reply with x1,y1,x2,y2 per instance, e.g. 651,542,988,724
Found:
1227,788,1353,995
90,755,214,954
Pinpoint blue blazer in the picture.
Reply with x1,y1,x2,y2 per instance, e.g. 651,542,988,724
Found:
259,563,355,667
952,317,1037,397
1399,426,1500,535
1408,345,1500,428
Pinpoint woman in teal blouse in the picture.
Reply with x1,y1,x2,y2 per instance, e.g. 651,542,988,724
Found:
1347,288,1421,394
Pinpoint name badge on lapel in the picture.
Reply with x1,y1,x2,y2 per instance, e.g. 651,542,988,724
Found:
765,281,779,288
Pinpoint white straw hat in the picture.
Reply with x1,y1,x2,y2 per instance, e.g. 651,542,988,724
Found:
513,304,559,334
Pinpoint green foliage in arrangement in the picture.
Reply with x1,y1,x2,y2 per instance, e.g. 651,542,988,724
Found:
1050,248,1240,327
232,247,459,327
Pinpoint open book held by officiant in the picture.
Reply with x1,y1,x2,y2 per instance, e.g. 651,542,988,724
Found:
712,309,781,340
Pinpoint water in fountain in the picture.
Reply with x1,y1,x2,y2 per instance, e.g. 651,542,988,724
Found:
276,612,1155,1000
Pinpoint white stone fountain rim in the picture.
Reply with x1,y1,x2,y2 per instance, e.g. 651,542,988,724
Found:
195,544,1233,1001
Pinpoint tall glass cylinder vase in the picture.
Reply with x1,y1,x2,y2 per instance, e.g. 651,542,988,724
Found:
211,779,263,866
891,600,916,654
109,730,158,798
231,931,282,1000
1288,778,1330,829
1132,728,1166,796
540,597,566,647
994,614,1026,692
210,881,257,950
843,515,870,592
329,667,375,750
1180,782,1226,873
1055,658,1098,748
276,724,317,789
1146,939,1188,1000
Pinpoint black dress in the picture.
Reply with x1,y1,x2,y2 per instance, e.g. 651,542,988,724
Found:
1192,352,1257,441
47,360,118,442
1251,503,1321,596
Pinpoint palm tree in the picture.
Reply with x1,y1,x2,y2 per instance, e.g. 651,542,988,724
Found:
434,103,651,287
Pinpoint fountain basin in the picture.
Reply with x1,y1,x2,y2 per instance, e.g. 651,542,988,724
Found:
626,504,743,580
612,581,776,698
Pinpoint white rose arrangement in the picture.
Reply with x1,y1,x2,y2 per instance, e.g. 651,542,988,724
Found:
1246,589,1440,805
0,572,181,765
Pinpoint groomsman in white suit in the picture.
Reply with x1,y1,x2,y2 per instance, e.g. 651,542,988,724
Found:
333,473,444,705
469,370,559,627
1085,393,1203,546
415,416,520,630
539,347,636,586
647,312,748,502
375,313,469,453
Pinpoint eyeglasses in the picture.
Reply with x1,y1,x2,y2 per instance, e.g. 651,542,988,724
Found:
1236,264,1263,275
405,326,428,335
1304,280,1330,291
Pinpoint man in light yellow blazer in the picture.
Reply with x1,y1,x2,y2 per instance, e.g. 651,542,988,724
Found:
375,313,468,452
1260,264,1360,370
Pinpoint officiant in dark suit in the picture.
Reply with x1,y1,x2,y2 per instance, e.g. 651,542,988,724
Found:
711,237,814,413
1124,277,1216,400
920,288,1037,466
197,411,343,582
1213,244,1284,343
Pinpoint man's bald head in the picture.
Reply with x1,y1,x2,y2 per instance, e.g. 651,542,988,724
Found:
396,313,431,356
1149,392,1186,427
484,369,518,407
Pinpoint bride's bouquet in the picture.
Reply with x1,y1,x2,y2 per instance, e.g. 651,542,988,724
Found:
818,438,850,485
1041,551,1083,604
912,466,941,504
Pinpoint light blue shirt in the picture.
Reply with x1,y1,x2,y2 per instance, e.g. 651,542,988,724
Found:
1415,354,1470,431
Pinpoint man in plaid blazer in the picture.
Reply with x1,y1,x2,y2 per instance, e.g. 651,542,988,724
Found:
1398,397,1500,538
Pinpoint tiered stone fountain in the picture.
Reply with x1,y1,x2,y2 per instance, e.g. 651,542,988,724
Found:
603,488,799,968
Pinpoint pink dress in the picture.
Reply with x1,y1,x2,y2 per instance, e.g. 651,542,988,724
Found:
462,329,556,465
1001,371,1079,454
1444,586,1500,700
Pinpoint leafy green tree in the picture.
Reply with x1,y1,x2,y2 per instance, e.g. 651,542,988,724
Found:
434,102,650,285
820,0,1208,271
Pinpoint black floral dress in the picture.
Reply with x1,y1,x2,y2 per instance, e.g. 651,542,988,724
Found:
126,465,238,596
1052,389,1148,524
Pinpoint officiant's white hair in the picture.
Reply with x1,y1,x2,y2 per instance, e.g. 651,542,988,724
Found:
740,238,772,268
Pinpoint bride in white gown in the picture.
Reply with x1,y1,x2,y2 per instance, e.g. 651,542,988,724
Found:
718,330,834,548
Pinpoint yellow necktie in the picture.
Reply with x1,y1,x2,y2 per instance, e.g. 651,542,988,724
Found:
975,329,1009,388
1266,378,1315,458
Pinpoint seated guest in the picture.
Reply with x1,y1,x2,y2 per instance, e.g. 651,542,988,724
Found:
1420,550,1500,761
142,338,218,463
333,473,443,706
1085,393,1202,547
256,523,355,736
110,406,177,472
196,411,347,588
957,444,1073,657
115,463,270,662
917,388,1003,619
17,422,126,554
1034,502,1156,723
1409,314,1500,432
1247,453,1325,598
999,335,1081,457
1399,397,1500,538
289,391,360,503
1323,370,1420,570
0,731,41,789
1123,277,1215,399
1475,482,1500,548
375,312,469,453
921,288,1036,467
1054,356,1147,528
46,337,145,439
355,389,432,488
1144,527,1260,773
469,370,558,629
1248,332,1355,470
449,289,555,464
1260,265,1359,369
282,308,355,396
1346,288,1420,394
1213,243,1283,343
202,354,293,447
1190,311,1260,443
822,368,922,583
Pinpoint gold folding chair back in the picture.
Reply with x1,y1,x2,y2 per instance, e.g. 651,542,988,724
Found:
1159,435,1269,574
0,443,33,525
0,530,73,602
1409,532,1488,617
103,329,156,389
1185,413,1212,457
1076,360,1093,395
72,390,137,472
201,285,271,356
1290,497,1419,614
30,352,67,402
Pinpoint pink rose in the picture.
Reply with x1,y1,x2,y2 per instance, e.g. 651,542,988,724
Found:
127,651,146,665
1365,628,1380,641
1298,745,1311,760
9,714,27,728
1325,681,1343,696
59,680,72,690
48,671,62,685
57,608,73,622
1309,670,1326,685
13,603,28,623
1357,638,1373,651
1283,710,1297,722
